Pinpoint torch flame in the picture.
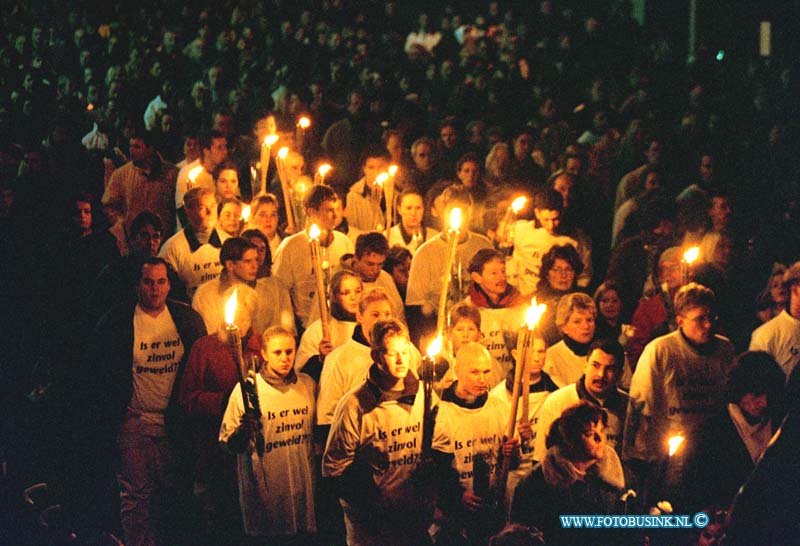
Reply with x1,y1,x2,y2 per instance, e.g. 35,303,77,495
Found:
375,173,389,187
511,196,527,214
449,208,463,232
683,247,700,265
667,434,685,457
524,297,548,329
264,134,279,147
241,205,251,223
427,336,443,358
317,164,332,176
308,223,321,240
188,165,203,183
277,147,289,159
388,165,398,177
225,288,238,326
297,116,311,129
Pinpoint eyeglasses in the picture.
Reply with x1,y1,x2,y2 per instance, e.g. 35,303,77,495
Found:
682,314,718,325
550,267,574,276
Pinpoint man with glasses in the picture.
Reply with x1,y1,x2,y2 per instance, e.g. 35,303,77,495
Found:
623,282,734,506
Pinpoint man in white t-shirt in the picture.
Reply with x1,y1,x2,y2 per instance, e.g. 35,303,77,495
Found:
432,342,519,543
345,145,389,232
273,184,354,328
308,232,405,325
534,339,628,461
175,130,228,227
83,257,206,546
406,184,492,342
750,262,800,377
192,237,260,334
160,187,228,299
316,287,420,435
505,188,589,294
624,283,734,506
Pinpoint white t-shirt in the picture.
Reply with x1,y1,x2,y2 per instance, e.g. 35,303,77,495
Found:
432,394,507,492
406,232,492,309
506,222,579,295
749,309,800,377
295,317,357,373
273,230,354,328
307,270,405,326
159,229,223,299
463,298,528,388
387,224,439,256
317,337,422,426
175,159,215,211
130,305,185,427
219,373,316,536
624,330,734,470
532,383,625,461
542,340,588,388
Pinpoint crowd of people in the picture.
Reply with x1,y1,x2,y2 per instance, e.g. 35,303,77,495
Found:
2,0,800,545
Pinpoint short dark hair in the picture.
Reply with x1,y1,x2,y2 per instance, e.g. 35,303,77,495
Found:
370,318,409,353
360,143,390,166
589,338,625,369
241,228,272,273
539,244,583,291
468,248,505,275
637,192,675,231
726,351,785,406
449,302,481,330
130,211,163,238
456,152,481,173
534,188,564,212
383,245,412,274
546,401,607,453
220,237,256,265
303,184,337,211
199,129,226,151
355,232,389,259
674,282,716,315
137,256,170,282
217,197,243,216
441,184,473,208
130,129,156,148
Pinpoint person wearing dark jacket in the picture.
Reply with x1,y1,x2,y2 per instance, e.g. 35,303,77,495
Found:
80,256,206,546
511,401,625,546
688,351,784,511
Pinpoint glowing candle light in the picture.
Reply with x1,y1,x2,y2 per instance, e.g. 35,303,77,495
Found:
187,165,203,189
308,224,331,340
681,246,700,285
500,195,527,250
315,163,332,185
511,196,527,214
435,208,463,337
667,434,685,457
241,205,251,223
225,288,238,327
514,297,547,433
259,134,279,196
275,147,295,232
297,116,311,129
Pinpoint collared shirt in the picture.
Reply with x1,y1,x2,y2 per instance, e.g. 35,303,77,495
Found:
103,159,178,236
